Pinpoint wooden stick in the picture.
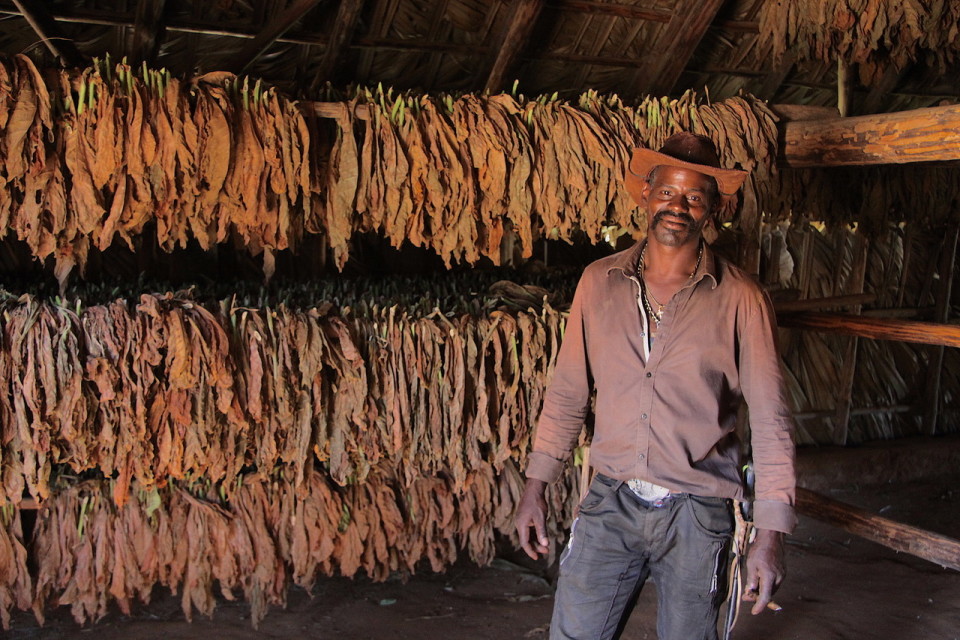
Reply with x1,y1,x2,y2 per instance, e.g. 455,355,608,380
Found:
777,312,960,348
10,0,86,67
482,0,545,93
796,487,960,572
834,234,869,445
923,223,959,435
781,103,960,167
229,0,323,74
793,405,913,420
774,293,876,313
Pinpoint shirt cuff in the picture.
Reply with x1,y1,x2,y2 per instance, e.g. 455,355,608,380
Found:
524,451,566,484
753,500,798,534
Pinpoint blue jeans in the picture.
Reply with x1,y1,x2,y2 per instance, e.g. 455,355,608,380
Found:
551,473,733,640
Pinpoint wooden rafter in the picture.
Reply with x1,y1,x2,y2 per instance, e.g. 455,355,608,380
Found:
553,0,671,22
573,13,617,91
129,0,168,65
421,0,453,90
482,0,545,94
780,103,960,167
229,0,324,74
356,0,400,83
309,0,366,92
10,0,85,67
640,0,726,96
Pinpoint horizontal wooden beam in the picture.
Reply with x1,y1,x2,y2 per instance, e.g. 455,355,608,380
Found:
780,103,960,167
777,312,960,348
229,0,323,74
793,405,913,420
796,487,960,571
10,0,86,67
552,0,672,22
773,293,876,313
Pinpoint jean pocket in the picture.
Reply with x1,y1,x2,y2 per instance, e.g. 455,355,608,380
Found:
577,473,620,515
685,495,734,538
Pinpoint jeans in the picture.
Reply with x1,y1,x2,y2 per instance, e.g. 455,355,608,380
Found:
551,473,733,640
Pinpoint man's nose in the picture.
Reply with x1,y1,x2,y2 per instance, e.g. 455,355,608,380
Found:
666,194,688,212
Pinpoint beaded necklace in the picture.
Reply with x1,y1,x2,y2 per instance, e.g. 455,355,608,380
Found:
637,241,703,326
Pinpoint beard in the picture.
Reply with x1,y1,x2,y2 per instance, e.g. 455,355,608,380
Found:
649,210,707,246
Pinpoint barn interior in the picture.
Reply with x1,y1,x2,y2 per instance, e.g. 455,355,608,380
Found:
0,0,958,637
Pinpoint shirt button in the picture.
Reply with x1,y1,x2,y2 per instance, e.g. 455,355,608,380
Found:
638,453,646,461
645,372,652,378
641,413,648,420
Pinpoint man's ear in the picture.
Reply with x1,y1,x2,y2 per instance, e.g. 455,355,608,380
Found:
640,181,652,201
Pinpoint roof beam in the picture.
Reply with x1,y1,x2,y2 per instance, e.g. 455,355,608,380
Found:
483,0,546,94
641,0,726,96
780,103,960,167
10,0,85,67
229,0,324,74
552,0,671,22
129,0,168,65
309,0,366,92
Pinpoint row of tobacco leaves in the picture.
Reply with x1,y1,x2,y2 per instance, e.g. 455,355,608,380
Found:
4,53,957,280
0,276,581,629
0,53,781,286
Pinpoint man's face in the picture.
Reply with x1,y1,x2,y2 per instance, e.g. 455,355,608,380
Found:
641,166,718,248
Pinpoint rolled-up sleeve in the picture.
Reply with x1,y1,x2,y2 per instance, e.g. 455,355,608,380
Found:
739,289,798,534
525,276,594,483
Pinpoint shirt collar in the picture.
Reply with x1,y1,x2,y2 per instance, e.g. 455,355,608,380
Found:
607,238,719,289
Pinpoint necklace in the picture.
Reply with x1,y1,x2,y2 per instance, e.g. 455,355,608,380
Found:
637,241,703,326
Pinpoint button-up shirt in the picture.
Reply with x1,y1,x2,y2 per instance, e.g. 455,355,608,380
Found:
526,240,797,533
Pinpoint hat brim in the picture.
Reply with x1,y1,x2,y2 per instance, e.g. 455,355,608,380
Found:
625,146,749,206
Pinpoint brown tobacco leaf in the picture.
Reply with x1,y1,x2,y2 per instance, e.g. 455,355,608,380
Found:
0,506,32,630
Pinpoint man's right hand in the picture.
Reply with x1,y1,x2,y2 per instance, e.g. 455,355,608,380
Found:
515,478,550,560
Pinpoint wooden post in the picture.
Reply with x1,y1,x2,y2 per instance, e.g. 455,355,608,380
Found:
798,224,816,299
837,59,851,118
796,487,960,572
923,223,959,435
833,234,869,445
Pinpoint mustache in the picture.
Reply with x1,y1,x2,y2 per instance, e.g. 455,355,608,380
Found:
652,210,697,228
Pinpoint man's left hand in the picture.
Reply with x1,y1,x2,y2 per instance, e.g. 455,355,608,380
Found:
742,528,786,615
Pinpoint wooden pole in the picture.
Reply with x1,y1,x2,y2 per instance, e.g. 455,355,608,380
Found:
834,234,869,445
796,487,960,572
482,0,545,93
837,59,851,118
793,404,912,421
923,223,959,435
773,293,876,313
777,312,960,348
780,103,960,167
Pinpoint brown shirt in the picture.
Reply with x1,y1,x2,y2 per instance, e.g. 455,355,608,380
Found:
526,240,797,533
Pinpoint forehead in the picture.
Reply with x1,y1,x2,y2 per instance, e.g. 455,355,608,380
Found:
649,165,714,191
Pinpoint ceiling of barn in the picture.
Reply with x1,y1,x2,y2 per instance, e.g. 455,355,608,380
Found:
0,0,958,115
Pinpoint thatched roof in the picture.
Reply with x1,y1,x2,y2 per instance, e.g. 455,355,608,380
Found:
1,0,957,113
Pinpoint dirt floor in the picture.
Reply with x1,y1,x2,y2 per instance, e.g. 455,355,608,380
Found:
7,470,959,640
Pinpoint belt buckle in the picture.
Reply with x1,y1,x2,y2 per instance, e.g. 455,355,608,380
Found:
650,495,672,508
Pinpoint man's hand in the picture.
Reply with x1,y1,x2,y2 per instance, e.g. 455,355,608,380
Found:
515,478,550,560
742,528,786,615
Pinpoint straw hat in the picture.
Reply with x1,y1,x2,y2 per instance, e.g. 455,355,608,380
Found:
625,132,748,205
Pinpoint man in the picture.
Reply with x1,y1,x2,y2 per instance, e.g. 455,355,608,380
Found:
515,132,796,640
